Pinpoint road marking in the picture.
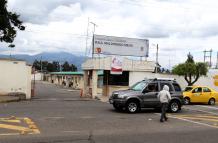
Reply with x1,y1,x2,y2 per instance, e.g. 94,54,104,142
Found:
176,116,218,122
183,107,218,115
0,133,20,136
0,119,21,123
0,124,31,132
168,114,218,129
195,105,218,110
155,113,218,128
176,114,218,119
43,116,64,119
0,117,40,136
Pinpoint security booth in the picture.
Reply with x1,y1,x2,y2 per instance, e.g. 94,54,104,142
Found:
103,70,129,96
82,57,155,98
82,34,154,98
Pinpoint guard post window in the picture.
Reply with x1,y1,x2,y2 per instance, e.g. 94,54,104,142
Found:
103,70,129,86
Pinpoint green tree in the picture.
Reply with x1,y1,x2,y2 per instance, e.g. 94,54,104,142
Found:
52,61,60,72
71,64,77,71
62,61,71,71
172,53,208,86
0,0,25,46
33,60,49,72
32,60,40,71
46,63,54,72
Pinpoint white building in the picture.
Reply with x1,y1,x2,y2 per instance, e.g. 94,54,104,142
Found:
82,57,156,98
0,58,32,99
82,57,218,99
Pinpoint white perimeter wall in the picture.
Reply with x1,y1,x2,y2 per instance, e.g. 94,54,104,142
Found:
129,70,218,91
0,60,32,99
31,73,43,81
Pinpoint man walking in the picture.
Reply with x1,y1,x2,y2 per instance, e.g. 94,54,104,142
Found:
157,85,172,122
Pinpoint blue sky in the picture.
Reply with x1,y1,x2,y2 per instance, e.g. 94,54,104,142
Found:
1,0,218,68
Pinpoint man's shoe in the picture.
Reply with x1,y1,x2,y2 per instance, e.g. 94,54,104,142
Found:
165,117,168,121
160,119,164,122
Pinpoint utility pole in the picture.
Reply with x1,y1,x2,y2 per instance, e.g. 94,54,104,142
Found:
90,21,98,58
216,52,218,69
155,44,159,73
203,49,213,68
40,56,42,72
85,17,89,57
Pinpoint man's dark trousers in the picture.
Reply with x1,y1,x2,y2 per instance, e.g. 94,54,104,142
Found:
160,103,168,122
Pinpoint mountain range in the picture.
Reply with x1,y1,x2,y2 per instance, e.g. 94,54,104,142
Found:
0,52,87,70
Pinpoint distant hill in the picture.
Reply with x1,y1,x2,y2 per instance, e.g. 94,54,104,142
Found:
0,52,87,70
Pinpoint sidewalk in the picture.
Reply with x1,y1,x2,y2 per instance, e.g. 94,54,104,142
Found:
0,96,20,103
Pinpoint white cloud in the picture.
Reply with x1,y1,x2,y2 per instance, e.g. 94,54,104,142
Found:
1,0,218,68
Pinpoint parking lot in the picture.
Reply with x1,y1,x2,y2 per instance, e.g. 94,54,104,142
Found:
0,82,218,143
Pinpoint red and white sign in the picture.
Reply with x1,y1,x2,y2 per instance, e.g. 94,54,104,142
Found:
111,56,123,75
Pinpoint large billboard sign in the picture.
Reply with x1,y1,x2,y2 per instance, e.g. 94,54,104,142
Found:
93,35,149,57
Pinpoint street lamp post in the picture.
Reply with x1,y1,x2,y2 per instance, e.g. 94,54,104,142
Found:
90,21,98,58
156,44,159,73
152,43,159,73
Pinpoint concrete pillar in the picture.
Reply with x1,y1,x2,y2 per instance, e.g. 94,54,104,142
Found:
83,70,89,97
92,70,98,99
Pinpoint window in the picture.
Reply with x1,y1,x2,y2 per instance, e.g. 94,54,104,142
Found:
203,87,211,92
103,70,129,86
130,81,148,91
145,83,158,92
193,87,202,93
173,83,181,92
160,83,173,91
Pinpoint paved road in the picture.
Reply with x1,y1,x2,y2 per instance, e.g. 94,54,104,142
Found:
1,82,218,143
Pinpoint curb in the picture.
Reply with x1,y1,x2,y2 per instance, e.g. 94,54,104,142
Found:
0,97,20,103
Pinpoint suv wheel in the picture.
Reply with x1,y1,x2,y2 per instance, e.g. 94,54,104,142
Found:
126,101,139,113
208,98,215,105
184,97,190,105
169,101,180,113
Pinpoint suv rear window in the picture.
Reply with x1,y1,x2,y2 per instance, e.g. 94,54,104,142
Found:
172,83,181,92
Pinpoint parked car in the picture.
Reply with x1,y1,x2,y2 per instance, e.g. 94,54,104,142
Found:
183,86,218,105
109,78,184,113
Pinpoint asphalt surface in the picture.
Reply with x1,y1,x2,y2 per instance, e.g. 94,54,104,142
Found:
1,81,218,143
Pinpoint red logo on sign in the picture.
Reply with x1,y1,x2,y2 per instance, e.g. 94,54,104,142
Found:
96,47,101,54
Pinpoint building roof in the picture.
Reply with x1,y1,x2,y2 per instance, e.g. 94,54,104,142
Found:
50,71,103,76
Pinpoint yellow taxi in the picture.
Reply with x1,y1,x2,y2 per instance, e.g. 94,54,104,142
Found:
183,86,218,105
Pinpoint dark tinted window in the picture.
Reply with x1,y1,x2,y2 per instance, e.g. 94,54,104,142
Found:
160,82,173,91
173,83,181,92
103,70,129,86
193,87,202,93
145,82,158,92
